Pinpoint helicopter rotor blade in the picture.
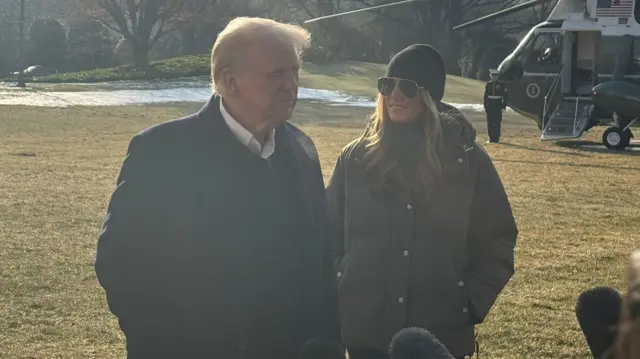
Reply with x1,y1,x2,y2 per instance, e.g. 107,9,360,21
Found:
452,0,549,31
304,0,422,24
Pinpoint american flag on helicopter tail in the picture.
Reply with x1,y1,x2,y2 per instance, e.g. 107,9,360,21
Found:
596,0,634,17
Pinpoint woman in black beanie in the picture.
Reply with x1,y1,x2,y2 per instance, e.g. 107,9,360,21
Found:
326,44,518,359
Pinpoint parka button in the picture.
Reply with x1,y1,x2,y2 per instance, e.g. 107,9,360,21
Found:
458,281,464,287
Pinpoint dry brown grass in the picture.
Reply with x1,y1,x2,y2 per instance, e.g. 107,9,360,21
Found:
1,101,639,359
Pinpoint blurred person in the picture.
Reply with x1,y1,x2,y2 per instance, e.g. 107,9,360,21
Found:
298,338,347,359
576,250,640,359
95,17,340,359
613,249,640,359
388,327,454,359
575,286,622,359
326,44,518,359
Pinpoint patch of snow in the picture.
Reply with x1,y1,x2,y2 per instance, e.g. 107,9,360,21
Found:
0,77,504,112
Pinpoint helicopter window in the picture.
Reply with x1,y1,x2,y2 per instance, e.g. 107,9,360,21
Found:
519,31,563,73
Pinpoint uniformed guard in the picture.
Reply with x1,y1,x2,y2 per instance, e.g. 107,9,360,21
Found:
483,70,508,143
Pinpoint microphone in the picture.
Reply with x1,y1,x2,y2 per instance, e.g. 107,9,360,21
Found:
389,327,454,359
297,338,346,359
575,286,622,359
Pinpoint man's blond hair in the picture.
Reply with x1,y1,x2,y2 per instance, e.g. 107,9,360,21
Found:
210,17,311,95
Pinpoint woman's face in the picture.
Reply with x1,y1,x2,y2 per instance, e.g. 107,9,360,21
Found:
381,77,425,124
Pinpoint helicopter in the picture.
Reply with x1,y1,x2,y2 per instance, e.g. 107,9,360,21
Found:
304,0,640,150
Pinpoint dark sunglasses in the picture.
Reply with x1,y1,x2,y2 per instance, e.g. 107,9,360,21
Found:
377,77,424,99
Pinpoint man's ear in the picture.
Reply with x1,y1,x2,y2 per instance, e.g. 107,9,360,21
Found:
221,68,238,97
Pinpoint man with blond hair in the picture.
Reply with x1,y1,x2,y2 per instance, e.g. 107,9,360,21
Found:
95,17,341,359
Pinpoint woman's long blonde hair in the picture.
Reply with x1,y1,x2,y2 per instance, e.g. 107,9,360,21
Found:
357,90,444,204
614,250,640,359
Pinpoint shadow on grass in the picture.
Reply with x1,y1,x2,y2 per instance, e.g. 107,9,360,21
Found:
555,140,640,157
497,142,590,157
492,158,640,171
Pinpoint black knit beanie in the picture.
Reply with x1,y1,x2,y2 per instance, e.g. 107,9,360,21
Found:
386,44,446,103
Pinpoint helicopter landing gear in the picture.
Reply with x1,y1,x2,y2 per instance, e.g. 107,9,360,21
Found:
602,127,631,150
603,115,637,150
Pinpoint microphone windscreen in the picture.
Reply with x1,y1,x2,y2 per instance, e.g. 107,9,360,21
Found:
389,327,454,359
298,338,346,359
575,286,622,359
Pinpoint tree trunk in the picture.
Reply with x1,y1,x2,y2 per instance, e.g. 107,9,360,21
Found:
381,22,403,61
132,42,150,70
181,27,197,55
16,0,25,87
469,45,485,80
414,1,462,76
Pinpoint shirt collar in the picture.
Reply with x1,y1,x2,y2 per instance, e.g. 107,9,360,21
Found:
220,99,275,159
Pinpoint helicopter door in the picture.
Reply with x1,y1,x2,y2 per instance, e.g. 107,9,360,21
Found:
573,31,600,94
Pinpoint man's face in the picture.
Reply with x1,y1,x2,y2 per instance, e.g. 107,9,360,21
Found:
233,37,300,133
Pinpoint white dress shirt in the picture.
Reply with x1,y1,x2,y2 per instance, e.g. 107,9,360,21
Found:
220,100,276,159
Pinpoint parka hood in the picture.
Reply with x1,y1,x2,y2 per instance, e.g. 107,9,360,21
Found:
437,102,477,149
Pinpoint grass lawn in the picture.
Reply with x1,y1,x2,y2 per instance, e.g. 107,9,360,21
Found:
1,99,639,358
12,54,485,103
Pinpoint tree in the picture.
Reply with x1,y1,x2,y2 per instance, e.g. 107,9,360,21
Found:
459,26,519,80
66,18,114,71
85,0,211,69
175,0,237,56
289,0,379,63
386,0,523,74
16,0,26,86
27,18,68,71
299,0,545,73
0,0,28,85
0,0,19,78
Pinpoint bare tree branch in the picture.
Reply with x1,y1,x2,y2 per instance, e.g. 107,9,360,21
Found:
291,0,317,19
90,13,127,36
126,0,138,38
148,16,165,46
81,0,214,67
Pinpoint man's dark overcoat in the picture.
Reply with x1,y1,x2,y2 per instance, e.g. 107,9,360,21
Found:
95,95,341,359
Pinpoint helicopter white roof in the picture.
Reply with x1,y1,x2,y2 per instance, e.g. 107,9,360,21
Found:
547,0,639,36
548,0,588,21
558,19,640,36
561,19,601,31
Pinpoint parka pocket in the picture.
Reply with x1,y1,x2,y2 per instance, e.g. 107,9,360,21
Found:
451,277,473,325
336,255,348,290
446,251,473,326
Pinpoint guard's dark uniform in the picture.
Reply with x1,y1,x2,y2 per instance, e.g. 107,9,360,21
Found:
483,79,508,143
